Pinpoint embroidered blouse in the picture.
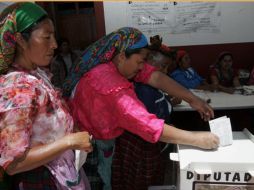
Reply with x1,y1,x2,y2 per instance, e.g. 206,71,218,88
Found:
0,67,87,189
70,62,164,143
209,65,238,87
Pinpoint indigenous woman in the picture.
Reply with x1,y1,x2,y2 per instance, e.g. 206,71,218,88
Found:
0,2,92,189
171,50,213,91
210,51,241,93
112,41,182,190
63,27,219,190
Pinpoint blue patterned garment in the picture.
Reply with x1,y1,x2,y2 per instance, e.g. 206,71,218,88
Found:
170,67,204,89
134,82,172,122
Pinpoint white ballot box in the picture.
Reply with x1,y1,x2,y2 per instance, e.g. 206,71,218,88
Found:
170,129,254,190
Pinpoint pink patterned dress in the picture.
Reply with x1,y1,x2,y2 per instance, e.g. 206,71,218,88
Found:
0,66,90,189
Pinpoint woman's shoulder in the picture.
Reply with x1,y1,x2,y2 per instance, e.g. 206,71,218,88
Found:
0,70,50,100
84,62,132,95
0,71,40,87
0,72,44,111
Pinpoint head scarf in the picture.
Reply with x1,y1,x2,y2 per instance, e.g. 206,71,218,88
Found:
0,2,47,74
63,27,148,97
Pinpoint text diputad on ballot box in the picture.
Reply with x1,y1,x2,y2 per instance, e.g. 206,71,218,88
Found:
186,171,252,182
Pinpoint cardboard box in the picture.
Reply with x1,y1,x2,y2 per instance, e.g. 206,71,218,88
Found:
170,129,254,190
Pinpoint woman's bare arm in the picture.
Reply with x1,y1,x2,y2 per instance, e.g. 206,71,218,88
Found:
6,132,92,175
160,124,219,149
148,71,214,121
233,76,241,87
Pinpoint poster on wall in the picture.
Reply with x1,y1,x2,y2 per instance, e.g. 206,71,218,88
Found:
126,1,175,35
126,1,222,36
172,2,221,34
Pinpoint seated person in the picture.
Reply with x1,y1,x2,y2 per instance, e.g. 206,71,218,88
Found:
137,44,182,115
149,35,178,75
149,35,181,105
170,50,213,91
209,51,241,94
249,65,254,85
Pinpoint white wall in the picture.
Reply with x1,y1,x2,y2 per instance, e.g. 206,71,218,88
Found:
104,2,254,46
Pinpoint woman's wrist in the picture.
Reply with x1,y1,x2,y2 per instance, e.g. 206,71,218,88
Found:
186,91,200,105
60,134,74,150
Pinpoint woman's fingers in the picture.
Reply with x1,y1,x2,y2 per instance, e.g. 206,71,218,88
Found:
66,132,93,151
194,132,220,149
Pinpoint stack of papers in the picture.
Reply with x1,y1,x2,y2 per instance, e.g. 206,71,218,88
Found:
209,116,233,147
234,85,254,95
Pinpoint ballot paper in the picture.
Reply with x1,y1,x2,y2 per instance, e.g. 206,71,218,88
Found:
75,150,88,171
209,116,233,147
75,135,92,171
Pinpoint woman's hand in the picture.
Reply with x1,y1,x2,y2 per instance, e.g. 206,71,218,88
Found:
6,131,93,175
189,96,214,121
65,132,93,153
193,132,220,149
160,124,219,150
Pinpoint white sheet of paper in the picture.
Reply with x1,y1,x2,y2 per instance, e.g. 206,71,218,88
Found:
75,150,88,171
209,116,233,147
